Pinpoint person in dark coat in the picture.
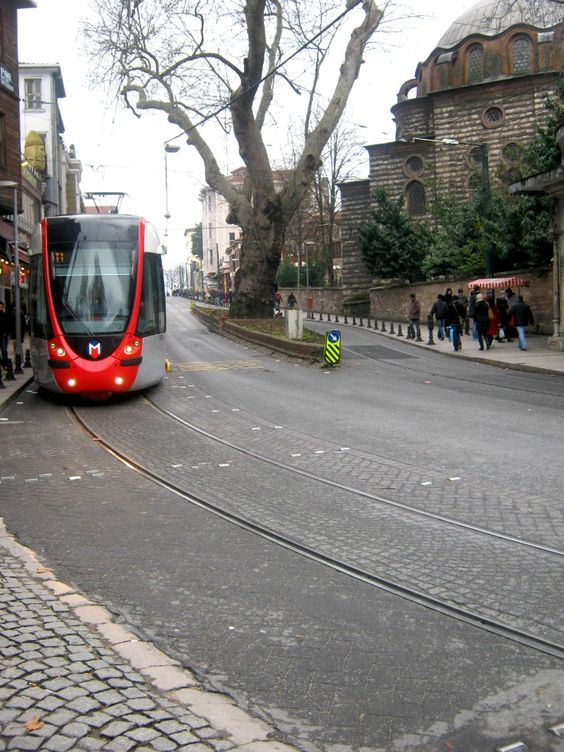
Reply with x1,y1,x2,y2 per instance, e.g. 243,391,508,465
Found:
495,295,512,342
473,294,491,351
430,294,448,340
445,295,465,352
0,301,10,363
508,295,534,351
287,292,297,309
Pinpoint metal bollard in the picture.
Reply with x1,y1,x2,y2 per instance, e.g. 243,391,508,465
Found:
397,323,403,336
24,349,32,368
344,314,348,324
14,353,24,374
327,313,332,322
366,318,372,329
381,320,386,333
352,315,357,326
334,314,339,323
0,364,4,389
359,317,363,327
416,322,423,342
319,312,324,321
389,322,395,334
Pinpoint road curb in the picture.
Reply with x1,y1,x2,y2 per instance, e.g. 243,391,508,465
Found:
0,517,302,752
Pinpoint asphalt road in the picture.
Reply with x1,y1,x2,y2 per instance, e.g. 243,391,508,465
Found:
1,296,563,752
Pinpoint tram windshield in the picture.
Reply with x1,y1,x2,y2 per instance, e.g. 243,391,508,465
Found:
47,217,138,336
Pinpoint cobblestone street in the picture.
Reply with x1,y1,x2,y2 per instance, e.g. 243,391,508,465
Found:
0,524,296,752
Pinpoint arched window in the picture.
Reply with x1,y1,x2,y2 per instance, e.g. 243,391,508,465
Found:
467,44,484,84
512,36,532,75
405,181,427,216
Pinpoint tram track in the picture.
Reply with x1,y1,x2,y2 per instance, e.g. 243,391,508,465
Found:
70,402,564,661
143,395,564,558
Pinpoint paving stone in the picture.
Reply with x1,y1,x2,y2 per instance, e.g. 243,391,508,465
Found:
6,735,44,750
65,696,102,714
125,697,157,712
148,737,178,751
41,734,79,752
59,721,91,737
100,738,136,752
125,727,161,743
75,739,105,751
98,720,135,738
171,730,200,745
93,689,123,706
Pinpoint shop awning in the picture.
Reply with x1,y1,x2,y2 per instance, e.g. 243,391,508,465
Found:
468,276,530,289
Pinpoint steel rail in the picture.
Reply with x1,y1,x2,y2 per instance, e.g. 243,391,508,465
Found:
143,396,564,558
71,405,564,661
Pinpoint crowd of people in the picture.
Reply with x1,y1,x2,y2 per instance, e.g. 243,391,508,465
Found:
416,286,535,353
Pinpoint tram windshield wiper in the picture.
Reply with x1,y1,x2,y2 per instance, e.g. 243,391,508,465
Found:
60,299,95,338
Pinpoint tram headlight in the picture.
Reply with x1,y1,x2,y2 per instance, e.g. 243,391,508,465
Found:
49,340,67,358
118,336,142,359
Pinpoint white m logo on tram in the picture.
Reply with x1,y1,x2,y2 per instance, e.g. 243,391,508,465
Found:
88,341,102,359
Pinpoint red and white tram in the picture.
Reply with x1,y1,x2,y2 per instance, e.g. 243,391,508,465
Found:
29,214,167,399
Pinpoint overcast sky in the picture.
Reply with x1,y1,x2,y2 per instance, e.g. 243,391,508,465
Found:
17,0,478,268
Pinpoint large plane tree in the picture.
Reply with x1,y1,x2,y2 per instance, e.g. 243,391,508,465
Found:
85,0,383,317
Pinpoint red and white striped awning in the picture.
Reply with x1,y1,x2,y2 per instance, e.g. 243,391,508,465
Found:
468,276,529,289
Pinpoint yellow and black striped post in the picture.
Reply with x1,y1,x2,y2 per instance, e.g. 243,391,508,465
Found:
324,330,341,365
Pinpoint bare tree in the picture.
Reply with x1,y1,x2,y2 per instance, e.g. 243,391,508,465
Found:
313,122,365,285
481,0,562,28
84,0,383,317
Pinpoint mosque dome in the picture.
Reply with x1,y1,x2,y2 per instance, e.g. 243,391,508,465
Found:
437,0,563,49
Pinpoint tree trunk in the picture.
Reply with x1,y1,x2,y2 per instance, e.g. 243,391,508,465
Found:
230,200,286,318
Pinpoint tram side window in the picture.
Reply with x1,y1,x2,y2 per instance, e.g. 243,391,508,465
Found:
29,256,52,339
137,254,166,336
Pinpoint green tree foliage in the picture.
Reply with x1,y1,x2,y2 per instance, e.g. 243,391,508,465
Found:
191,223,203,260
358,187,431,282
277,256,298,287
276,256,324,288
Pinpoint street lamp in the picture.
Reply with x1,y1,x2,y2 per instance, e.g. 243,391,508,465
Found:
0,180,22,372
164,143,180,237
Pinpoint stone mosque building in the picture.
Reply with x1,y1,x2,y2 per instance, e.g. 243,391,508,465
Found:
339,0,564,294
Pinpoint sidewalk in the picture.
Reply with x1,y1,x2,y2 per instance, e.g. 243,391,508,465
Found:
329,317,564,375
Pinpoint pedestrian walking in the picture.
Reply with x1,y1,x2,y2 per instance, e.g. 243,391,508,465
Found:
274,291,282,314
508,295,534,351
430,294,447,340
467,285,480,340
495,294,512,342
0,301,9,363
407,292,421,340
287,292,297,309
445,295,465,352
485,292,499,349
456,288,469,334
474,293,490,350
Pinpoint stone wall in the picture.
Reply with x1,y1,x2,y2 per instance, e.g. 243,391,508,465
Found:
369,269,553,334
279,287,344,315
